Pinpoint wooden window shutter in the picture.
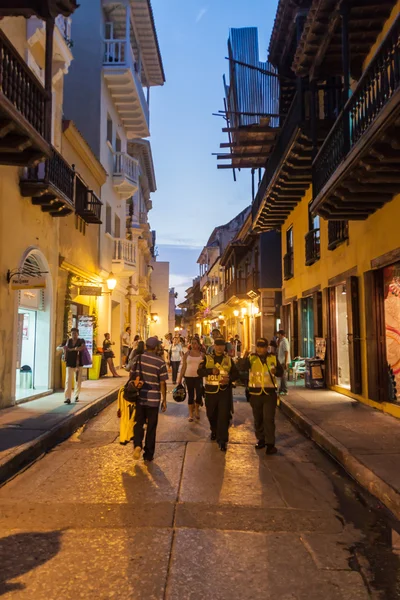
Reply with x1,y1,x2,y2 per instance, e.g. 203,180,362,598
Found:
313,291,323,338
346,276,362,395
364,270,387,402
325,286,337,386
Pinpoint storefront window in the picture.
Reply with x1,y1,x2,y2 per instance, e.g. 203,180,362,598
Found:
301,297,314,357
335,284,350,388
383,263,400,400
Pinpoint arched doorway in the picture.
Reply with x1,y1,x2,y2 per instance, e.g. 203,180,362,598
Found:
15,250,52,402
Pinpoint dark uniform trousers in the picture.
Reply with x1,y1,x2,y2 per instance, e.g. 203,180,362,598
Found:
249,389,277,446
205,388,232,443
134,403,159,458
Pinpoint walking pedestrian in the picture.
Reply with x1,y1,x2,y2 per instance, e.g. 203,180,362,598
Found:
103,333,120,377
121,326,131,366
126,340,145,371
238,338,278,455
130,337,168,462
170,335,183,384
277,329,290,395
198,338,240,451
63,327,86,405
234,334,242,358
177,337,205,421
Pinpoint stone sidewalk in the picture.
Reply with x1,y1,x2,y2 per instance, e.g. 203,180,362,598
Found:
0,373,127,484
280,386,400,520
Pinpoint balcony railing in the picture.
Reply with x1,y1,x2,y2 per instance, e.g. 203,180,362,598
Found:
113,238,136,266
75,176,102,224
328,221,349,250
305,229,320,266
210,290,225,309
0,29,48,140
246,271,259,293
22,147,75,204
55,15,72,45
224,278,246,302
113,152,139,183
283,251,294,280
313,14,400,199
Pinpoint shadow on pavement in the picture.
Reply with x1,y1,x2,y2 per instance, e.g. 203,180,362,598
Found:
0,530,63,595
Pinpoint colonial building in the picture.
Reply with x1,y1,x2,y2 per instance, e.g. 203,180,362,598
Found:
0,2,80,407
252,0,400,417
179,277,202,336
63,0,165,365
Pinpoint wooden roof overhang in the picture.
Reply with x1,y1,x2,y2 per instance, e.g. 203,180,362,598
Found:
217,119,282,171
293,0,398,80
269,0,313,70
0,0,79,18
311,13,400,220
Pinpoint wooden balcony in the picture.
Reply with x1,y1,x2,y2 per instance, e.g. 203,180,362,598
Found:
328,220,348,251
305,229,320,266
75,176,102,225
20,147,75,216
0,30,50,166
112,151,139,201
283,251,294,281
0,1,78,19
252,81,339,231
224,278,247,303
311,15,400,220
246,271,259,295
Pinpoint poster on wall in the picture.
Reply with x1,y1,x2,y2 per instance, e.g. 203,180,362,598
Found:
315,337,326,360
16,313,24,370
77,315,94,367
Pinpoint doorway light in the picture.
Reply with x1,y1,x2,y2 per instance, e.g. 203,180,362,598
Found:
106,272,117,291
341,285,346,295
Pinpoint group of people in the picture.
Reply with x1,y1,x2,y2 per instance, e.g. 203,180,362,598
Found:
117,327,291,461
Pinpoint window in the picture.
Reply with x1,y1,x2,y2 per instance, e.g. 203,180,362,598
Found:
308,202,320,231
107,115,113,146
104,22,114,40
105,203,112,234
115,134,121,153
286,227,293,253
114,214,121,238
75,215,86,235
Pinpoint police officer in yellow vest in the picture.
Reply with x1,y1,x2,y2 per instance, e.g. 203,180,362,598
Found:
198,338,240,451
240,338,278,455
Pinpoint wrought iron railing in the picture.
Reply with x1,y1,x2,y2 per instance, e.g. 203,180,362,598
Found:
113,238,136,266
113,152,139,183
75,175,102,223
0,30,48,138
24,147,74,204
283,251,294,280
328,220,349,250
313,14,400,198
305,229,320,266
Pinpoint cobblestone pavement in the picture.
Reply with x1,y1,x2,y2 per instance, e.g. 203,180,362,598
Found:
0,388,399,599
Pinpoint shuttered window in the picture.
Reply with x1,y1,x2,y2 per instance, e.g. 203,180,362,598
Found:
364,270,387,402
346,276,362,395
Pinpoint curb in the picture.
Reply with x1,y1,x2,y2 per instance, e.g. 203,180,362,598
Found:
279,397,400,521
0,387,119,486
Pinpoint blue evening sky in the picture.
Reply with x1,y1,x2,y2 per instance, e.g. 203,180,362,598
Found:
149,0,279,300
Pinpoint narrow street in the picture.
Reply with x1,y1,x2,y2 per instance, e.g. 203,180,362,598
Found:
1,388,399,599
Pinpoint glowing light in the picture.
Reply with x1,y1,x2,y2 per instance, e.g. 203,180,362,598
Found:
233,310,239,317
106,272,117,291
241,307,247,316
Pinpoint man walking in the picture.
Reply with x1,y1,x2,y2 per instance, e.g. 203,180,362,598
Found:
278,329,290,395
239,338,278,455
129,337,168,462
198,338,239,452
121,326,131,366
64,328,86,405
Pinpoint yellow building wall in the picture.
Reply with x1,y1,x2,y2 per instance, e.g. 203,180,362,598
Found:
282,187,400,417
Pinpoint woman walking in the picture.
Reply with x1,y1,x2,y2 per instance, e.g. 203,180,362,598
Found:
178,337,204,421
103,333,120,377
170,336,183,384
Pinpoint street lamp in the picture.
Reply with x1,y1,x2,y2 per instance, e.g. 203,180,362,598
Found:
106,272,117,291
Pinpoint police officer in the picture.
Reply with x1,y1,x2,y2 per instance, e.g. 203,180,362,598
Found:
198,338,239,452
239,338,278,455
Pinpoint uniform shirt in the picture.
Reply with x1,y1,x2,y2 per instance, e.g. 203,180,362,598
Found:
130,351,168,407
198,353,240,383
278,337,290,365
239,354,276,390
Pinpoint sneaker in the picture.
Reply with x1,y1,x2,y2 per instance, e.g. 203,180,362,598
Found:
255,441,266,450
266,445,278,455
64,399,71,405
133,447,142,460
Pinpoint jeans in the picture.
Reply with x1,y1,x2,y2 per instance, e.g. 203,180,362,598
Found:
249,391,278,446
279,369,288,393
184,377,202,405
133,403,159,459
171,361,180,384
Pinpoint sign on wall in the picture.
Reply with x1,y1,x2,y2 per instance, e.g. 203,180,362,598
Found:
79,286,103,296
77,315,94,366
11,276,46,291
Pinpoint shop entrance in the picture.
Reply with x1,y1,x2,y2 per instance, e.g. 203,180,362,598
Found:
335,284,351,389
15,252,51,402
301,297,314,357
111,300,121,366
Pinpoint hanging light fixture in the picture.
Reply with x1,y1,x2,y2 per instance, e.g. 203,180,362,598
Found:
106,272,117,291
341,285,346,295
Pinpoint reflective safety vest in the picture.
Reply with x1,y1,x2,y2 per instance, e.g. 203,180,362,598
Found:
248,354,277,395
204,354,232,394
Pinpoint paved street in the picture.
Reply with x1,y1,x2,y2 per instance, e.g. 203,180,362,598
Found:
0,388,399,599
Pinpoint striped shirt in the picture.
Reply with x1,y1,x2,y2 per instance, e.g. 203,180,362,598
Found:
130,351,168,406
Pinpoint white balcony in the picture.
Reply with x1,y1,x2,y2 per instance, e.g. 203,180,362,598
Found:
210,290,225,310
103,39,150,138
112,238,137,275
27,16,73,83
112,152,139,201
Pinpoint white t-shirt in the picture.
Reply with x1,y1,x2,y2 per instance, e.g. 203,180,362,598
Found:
278,337,290,365
122,332,131,347
170,344,182,362
184,353,203,377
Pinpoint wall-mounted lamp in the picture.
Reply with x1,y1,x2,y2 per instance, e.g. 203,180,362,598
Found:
151,313,159,323
218,315,225,320
233,309,239,317
106,272,117,291
341,285,347,295
241,307,247,316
